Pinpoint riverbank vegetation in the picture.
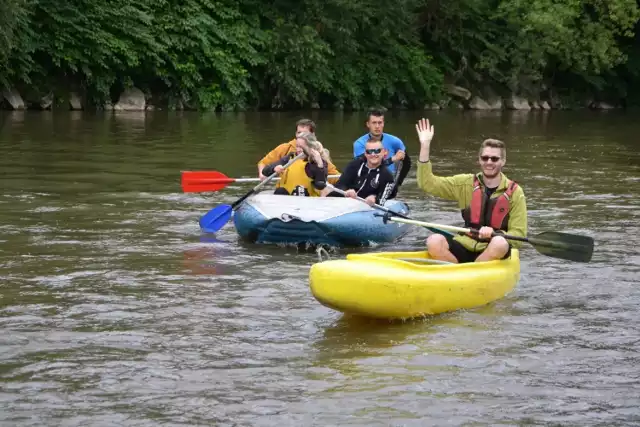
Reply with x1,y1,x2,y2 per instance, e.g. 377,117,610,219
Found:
1,0,639,110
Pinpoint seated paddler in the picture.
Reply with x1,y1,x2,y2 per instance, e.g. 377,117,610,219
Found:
262,131,330,197
353,108,411,198
322,139,395,206
414,118,528,263
257,118,340,184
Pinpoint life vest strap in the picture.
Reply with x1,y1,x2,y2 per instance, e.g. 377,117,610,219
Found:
466,176,518,231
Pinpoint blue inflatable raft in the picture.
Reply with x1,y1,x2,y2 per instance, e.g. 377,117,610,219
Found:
231,192,411,246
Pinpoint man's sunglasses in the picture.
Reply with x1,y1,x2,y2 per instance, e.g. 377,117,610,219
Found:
480,155,501,162
365,148,383,155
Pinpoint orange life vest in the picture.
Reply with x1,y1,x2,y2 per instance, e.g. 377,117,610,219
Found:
461,176,518,231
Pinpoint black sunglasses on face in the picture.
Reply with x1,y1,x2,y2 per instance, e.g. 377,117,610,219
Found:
365,148,383,154
480,155,501,162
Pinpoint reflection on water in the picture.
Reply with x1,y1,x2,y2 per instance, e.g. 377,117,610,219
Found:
312,299,520,370
182,243,229,276
1,110,639,426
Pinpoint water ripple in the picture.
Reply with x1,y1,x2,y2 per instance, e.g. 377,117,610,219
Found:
1,111,639,426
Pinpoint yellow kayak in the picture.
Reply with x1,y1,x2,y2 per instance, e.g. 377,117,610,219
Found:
309,250,520,319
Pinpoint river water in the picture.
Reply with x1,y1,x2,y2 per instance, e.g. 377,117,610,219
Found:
1,110,639,426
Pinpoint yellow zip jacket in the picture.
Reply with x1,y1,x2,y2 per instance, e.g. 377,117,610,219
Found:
417,160,527,251
258,139,340,184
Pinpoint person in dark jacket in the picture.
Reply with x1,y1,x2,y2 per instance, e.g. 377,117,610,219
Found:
322,139,395,206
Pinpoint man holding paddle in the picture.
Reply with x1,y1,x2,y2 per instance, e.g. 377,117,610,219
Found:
353,109,411,197
415,118,527,263
262,131,330,197
322,138,395,206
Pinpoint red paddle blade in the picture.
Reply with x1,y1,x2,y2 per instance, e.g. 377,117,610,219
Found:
181,171,235,192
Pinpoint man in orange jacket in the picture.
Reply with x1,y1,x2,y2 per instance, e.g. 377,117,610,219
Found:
257,118,340,182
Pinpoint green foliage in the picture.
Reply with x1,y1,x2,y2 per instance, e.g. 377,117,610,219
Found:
418,0,640,96
4,0,163,102
314,0,442,108
251,0,443,108
1,0,639,108
496,0,639,74
149,0,267,110
254,18,333,107
0,0,29,85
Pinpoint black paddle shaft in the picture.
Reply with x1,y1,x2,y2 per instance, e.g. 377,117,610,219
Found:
383,214,594,263
376,211,450,236
231,190,254,209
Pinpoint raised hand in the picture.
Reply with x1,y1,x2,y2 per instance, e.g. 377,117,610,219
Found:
415,118,434,146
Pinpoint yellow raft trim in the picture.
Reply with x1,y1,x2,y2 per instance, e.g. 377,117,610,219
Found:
309,250,520,319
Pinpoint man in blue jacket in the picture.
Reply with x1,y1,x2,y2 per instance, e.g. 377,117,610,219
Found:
353,108,411,195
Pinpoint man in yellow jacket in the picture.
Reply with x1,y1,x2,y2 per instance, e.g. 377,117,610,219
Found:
257,118,340,182
415,118,527,263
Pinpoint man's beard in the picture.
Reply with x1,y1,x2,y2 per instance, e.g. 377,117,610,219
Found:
483,168,500,179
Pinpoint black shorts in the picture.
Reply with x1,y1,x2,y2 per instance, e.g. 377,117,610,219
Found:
447,237,511,263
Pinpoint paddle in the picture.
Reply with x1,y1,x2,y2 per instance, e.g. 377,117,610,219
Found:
199,153,305,233
381,215,594,263
324,184,450,236
392,158,403,184
387,152,411,198
182,171,341,193
325,184,408,217
382,158,403,201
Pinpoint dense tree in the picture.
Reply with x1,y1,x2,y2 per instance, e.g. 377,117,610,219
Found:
0,0,638,109
418,0,640,92
252,0,442,109
0,0,28,84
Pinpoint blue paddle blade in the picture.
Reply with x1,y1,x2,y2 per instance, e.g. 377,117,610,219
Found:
199,204,233,233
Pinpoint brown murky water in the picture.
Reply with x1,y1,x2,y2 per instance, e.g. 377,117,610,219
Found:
1,110,639,426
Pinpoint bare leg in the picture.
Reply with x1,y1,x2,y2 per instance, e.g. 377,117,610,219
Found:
426,234,459,263
475,236,509,262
